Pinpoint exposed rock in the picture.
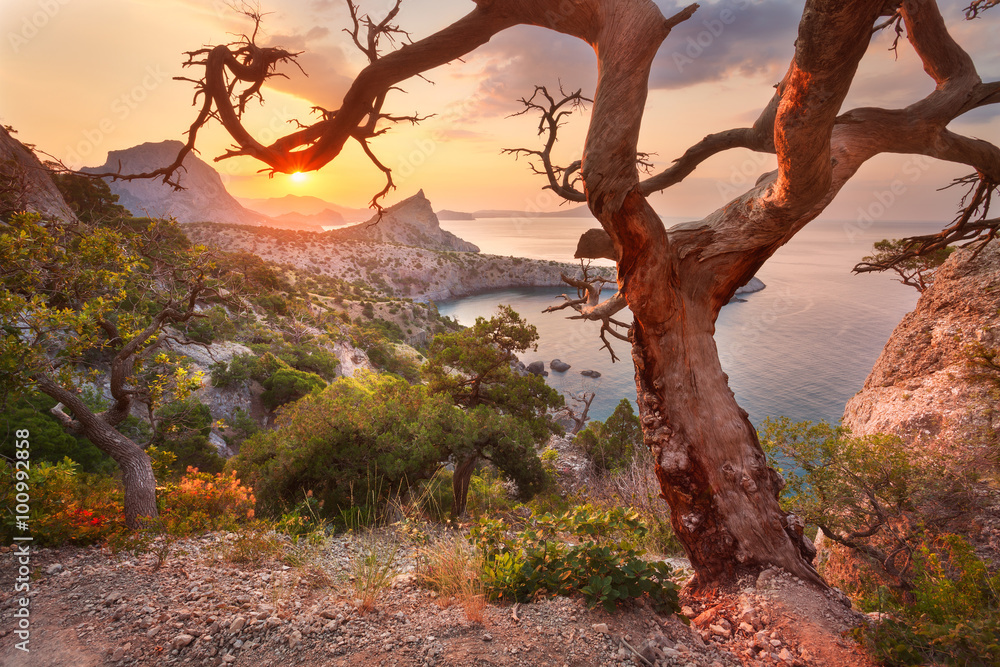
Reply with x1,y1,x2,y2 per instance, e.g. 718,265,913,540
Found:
550,359,571,372
0,125,78,222
327,190,479,253
526,361,546,376
843,240,1000,461
84,140,269,226
580,369,602,378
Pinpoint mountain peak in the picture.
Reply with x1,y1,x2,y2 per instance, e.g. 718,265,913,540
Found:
84,142,266,226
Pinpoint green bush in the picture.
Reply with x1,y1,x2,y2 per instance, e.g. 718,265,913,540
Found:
469,506,681,614
0,393,114,473
261,367,327,411
858,534,1000,665
154,400,224,475
210,352,284,388
230,373,460,524
576,399,642,473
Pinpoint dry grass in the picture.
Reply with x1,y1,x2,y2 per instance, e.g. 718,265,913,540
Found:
349,529,400,614
417,534,487,623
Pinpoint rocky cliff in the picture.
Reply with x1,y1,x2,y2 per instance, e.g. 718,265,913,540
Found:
0,125,77,222
842,240,1000,459
84,140,268,226
328,190,480,253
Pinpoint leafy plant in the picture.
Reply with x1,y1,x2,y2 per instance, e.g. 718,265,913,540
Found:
469,506,681,614
575,398,643,474
858,534,1000,665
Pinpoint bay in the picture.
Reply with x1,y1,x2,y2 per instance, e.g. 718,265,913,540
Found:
437,216,941,425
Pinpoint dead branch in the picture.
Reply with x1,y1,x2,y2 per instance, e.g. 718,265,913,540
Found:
544,263,629,362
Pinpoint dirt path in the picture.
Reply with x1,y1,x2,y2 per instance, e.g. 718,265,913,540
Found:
1,538,877,666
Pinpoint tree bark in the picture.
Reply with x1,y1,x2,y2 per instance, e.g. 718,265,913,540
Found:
37,375,158,529
451,455,478,521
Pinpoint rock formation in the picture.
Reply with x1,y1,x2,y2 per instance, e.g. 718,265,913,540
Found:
0,125,77,222
843,240,1000,460
84,140,268,226
327,190,479,253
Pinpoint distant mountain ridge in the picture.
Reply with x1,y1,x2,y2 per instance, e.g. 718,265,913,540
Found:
83,140,268,226
238,194,371,224
437,205,594,220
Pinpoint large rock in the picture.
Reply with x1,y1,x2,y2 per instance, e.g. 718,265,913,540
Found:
550,359,571,372
0,126,78,222
83,140,269,226
843,240,1000,458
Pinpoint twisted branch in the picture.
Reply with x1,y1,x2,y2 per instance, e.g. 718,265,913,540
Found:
544,263,629,362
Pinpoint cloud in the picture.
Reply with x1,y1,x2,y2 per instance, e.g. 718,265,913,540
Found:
259,28,355,110
651,0,800,89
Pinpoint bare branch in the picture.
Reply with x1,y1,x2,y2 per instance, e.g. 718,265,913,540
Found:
544,264,629,362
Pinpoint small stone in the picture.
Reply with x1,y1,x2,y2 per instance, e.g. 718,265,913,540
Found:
289,630,303,649
229,616,247,633
709,624,731,638
222,654,236,664
104,590,124,605
482,633,493,642
592,623,610,634
681,606,697,618
738,622,755,634
111,647,125,661
770,639,783,648
46,563,64,575
171,634,195,649
779,648,795,662
146,626,159,638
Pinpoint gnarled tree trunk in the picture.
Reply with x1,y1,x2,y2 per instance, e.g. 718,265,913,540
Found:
38,375,158,529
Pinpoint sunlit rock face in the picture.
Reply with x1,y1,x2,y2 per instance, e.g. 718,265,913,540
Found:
843,240,1000,458
84,140,268,226
0,126,78,222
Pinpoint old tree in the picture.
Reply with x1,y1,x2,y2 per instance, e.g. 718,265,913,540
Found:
150,0,1000,589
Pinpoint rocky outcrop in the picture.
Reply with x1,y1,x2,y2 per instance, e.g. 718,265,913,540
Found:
0,125,77,222
327,190,479,252
843,240,1000,458
84,140,268,226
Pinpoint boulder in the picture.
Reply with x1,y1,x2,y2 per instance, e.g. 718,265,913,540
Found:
526,361,546,376
580,369,601,378
550,359,571,372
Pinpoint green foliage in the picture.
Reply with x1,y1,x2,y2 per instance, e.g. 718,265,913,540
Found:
210,352,284,388
218,408,260,450
230,373,461,524
0,393,114,473
153,399,224,475
470,506,681,614
261,367,327,411
422,305,564,440
861,239,955,292
858,534,1000,666
52,172,128,223
576,398,642,473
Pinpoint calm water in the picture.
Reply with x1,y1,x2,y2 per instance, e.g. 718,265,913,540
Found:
437,216,941,424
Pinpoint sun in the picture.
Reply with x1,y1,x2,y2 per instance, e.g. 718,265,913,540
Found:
290,171,308,183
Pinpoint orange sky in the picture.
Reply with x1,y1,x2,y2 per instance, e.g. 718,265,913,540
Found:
1,0,998,220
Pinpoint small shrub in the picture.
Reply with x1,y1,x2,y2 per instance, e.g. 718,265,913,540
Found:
576,399,642,474
858,534,1000,665
470,506,681,614
261,367,327,410
0,459,123,546
159,467,256,534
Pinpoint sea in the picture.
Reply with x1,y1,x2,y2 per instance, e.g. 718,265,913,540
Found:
436,216,944,425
